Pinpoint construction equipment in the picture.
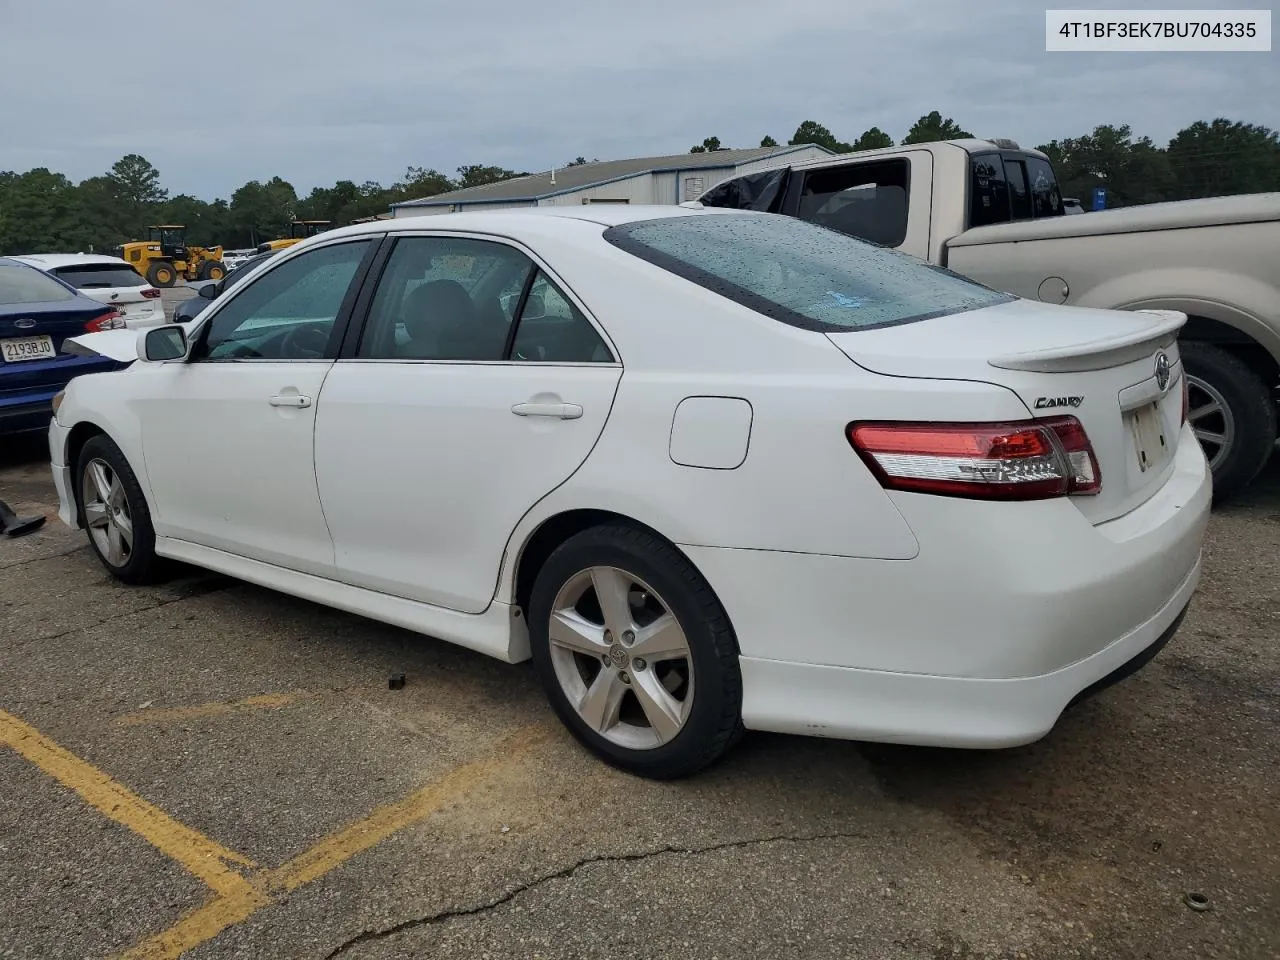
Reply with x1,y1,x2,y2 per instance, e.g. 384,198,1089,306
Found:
256,220,333,254
115,226,225,288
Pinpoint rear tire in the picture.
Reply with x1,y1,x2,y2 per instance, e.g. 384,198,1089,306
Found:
528,524,743,779
1180,340,1276,501
74,435,163,584
146,262,176,288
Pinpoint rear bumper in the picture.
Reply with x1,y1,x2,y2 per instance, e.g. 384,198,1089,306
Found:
682,424,1212,748
0,399,54,434
735,560,1197,747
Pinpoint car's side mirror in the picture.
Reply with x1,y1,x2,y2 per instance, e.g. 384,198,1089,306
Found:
197,282,219,299
141,324,188,362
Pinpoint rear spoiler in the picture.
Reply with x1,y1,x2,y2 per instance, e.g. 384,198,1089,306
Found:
988,309,1186,373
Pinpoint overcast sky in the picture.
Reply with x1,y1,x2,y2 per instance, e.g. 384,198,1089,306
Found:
1,0,1275,199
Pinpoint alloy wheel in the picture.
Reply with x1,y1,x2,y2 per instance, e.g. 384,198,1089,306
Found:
1186,374,1236,472
82,458,133,567
547,566,695,750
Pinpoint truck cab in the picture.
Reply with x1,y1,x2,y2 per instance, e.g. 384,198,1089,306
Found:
698,138,1065,263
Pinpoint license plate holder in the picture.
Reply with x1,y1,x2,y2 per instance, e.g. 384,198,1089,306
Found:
1,335,56,363
1128,401,1170,473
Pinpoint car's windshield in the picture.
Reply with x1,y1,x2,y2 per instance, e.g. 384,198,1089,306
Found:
0,263,76,304
604,213,1012,331
52,263,147,289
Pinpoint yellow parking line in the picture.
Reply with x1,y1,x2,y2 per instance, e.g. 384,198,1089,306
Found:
115,691,316,727
116,722,555,960
0,708,256,898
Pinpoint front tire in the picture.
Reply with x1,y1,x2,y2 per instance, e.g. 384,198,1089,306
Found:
146,262,176,288
75,435,163,584
199,261,225,282
1180,341,1277,500
528,524,743,779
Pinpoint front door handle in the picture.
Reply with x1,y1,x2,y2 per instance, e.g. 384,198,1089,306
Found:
511,401,582,420
270,394,312,408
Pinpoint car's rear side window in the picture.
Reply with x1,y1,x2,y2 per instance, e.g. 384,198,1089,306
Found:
52,263,147,289
0,263,75,304
604,213,1011,331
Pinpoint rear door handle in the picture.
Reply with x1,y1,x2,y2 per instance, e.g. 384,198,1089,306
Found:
511,401,583,420
270,394,312,408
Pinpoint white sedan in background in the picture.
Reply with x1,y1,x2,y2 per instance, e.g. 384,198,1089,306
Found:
49,206,1211,778
13,253,165,328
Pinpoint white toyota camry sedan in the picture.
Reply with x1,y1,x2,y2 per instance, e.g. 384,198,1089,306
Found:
48,206,1211,778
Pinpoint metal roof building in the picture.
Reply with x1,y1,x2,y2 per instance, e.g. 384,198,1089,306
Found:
390,144,833,217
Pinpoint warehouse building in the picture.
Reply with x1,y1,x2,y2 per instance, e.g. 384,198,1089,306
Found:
390,144,833,217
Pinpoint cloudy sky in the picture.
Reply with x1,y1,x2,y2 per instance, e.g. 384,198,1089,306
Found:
1,0,1275,199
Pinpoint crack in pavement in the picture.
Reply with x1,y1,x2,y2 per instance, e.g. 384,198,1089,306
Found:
0,544,87,570
323,830,867,959
16,581,237,645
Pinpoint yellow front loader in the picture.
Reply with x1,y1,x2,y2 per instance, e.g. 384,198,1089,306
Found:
115,226,225,288
256,220,333,254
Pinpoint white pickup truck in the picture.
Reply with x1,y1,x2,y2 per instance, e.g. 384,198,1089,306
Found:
698,138,1280,498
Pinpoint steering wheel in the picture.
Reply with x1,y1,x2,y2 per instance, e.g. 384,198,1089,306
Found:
279,322,330,359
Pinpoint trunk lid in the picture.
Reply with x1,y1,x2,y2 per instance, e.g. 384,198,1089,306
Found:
827,299,1188,523
0,300,120,394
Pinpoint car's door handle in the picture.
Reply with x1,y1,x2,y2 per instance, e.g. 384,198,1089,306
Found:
269,394,312,408
510,401,583,420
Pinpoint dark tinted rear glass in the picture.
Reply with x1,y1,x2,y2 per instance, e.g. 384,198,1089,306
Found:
604,213,1011,332
53,263,146,288
0,263,76,304
1025,157,1065,218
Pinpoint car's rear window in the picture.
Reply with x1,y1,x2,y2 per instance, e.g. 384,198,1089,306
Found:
52,263,146,289
0,263,76,304
603,213,1012,331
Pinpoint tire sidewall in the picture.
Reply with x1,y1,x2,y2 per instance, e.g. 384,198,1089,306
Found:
1181,341,1277,498
528,528,740,778
75,436,159,582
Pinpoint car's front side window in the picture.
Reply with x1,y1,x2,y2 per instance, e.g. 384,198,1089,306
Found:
198,241,372,361
357,236,533,361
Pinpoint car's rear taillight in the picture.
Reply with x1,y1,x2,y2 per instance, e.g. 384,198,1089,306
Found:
847,416,1102,500
85,310,125,332
141,288,161,299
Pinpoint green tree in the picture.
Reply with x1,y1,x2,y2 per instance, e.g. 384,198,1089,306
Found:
567,156,589,166
851,127,894,151
456,164,524,189
789,120,849,153
1167,118,1280,199
229,176,298,247
760,135,778,148
0,168,91,254
689,137,724,153
108,154,167,205
902,111,972,144
1038,124,1175,208
395,166,455,199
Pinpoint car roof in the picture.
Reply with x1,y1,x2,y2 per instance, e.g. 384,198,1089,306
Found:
298,204,739,249
11,252,134,269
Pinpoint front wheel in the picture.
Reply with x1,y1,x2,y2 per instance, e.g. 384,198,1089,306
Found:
75,435,163,584
1180,341,1277,500
528,524,743,779
146,261,176,288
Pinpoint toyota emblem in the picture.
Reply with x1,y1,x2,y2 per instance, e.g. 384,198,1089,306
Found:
1154,352,1171,392
15,318,36,330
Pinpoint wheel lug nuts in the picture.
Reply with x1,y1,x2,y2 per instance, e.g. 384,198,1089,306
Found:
620,673,631,684
601,653,610,665
603,630,613,643
633,658,646,671
622,630,635,645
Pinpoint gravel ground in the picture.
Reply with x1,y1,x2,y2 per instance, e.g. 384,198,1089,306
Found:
0,433,1276,960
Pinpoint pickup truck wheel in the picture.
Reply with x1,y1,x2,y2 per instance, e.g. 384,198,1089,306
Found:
1180,341,1277,500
